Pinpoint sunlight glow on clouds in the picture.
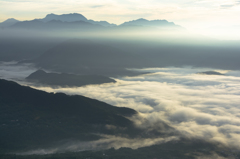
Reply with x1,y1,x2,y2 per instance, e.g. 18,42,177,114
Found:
31,67,240,149
1,62,240,151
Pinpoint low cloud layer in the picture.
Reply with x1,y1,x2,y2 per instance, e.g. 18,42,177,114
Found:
1,64,240,153
0,61,36,81
33,67,240,150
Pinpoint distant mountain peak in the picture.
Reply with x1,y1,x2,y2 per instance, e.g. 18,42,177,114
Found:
121,18,172,25
46,13,55,15
45,13,56,17
136,18,148,21
26,70,47,79
40,13,117,27
3,18,19,23
42,13,88,22
0,18,19,27
45,13,84,17
120,18,182,30
33,69,46,74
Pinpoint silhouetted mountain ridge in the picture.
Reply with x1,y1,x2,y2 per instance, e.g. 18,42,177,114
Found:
2,13,183,30
41,13,88,22
10,19,102,30
121,18,184,30
0,18,19,28
40,13,116,27
26,69,116,87
8,13,116,29
0,79,138,152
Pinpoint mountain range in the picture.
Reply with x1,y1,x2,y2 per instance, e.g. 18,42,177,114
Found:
39,13,116,27
10,19,103,31
0,13,183,30
121,18,182,29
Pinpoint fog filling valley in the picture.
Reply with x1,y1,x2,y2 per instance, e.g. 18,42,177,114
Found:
1,62,240,155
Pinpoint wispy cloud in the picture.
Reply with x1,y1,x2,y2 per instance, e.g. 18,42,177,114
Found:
0,61,36,81
19,135,178,155
90,5,107,8
221,4,235,8
220,0,240,8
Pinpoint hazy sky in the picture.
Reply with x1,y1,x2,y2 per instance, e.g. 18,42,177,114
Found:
1,0,240,39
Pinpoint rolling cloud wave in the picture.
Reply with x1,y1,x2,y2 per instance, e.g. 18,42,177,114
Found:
1,63,240,153
33,67,240,150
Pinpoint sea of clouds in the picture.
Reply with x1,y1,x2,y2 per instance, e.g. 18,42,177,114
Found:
1,62,240,154
33,67,240,149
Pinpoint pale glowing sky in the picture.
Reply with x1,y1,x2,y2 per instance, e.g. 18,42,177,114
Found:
1,0,240,39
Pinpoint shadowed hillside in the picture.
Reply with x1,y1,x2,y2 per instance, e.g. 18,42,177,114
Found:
0,79,138,153
26,70,116,87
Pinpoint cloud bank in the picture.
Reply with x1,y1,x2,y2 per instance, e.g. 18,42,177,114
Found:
0,61,36,81
1,63,240,154
32,67,240,150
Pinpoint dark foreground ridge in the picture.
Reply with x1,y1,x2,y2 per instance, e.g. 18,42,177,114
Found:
0,79,137,153
26,70,116,87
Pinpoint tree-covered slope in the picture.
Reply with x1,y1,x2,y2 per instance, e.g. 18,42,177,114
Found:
0,79,137,153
